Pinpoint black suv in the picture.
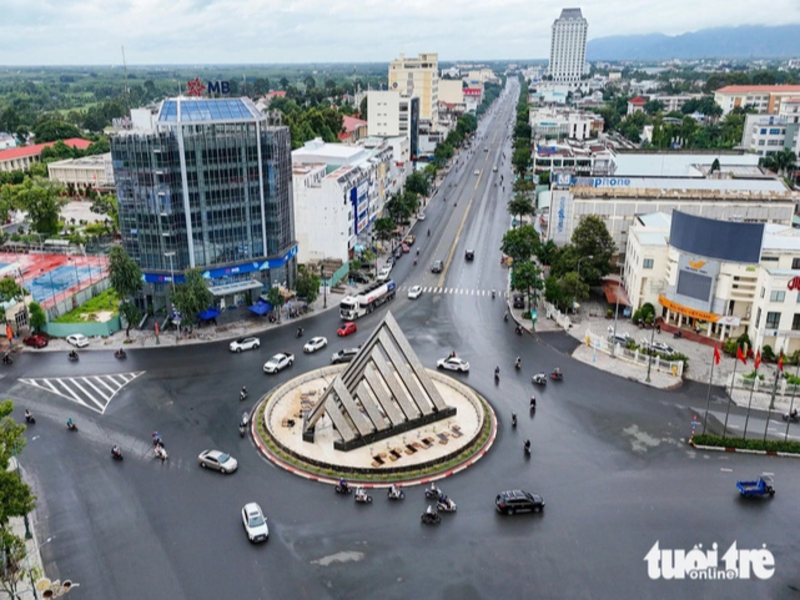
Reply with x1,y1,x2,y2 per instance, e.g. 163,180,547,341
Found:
495,490,545,515
513,295,525,309
349,271,371,284
431,260,444,273
331,348,359,364
465,250,475,261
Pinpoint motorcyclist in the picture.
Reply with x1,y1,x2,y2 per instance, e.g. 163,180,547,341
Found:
494,366,500,377
355,486,366,501
504,313,509,322
427,229,430,237
426,504,435,516
515,357,521,369
339,478,348,492
491,289,496,298
24,409,32,421
512,412,517,426
524,439,531,452
67,418,75,429
297,327,303,337
389,483,398,497
2,353,11,364
530,396,536,408
240,386,248,400
68,350,78,360
793,408,799,419
116,348,125,357
152,431,161,445
112,445,121,456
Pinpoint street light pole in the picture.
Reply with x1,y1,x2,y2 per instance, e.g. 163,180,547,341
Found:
575,254,593,314
164,252,179,340
611,264,623,357
319,263,327,309
645,321,656,383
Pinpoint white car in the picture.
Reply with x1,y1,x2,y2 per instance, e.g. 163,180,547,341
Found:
408,285,423,299
198,449,239,473
377,266,392,282
493,166,498,172
263,352,294,374
241,502,269,543
303,336,328,353
229,337,260,353
417,212,426,221
66,334,89,348
474,170,480,176
437,356,470,372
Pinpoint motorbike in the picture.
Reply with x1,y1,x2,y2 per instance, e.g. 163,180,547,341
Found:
437,499,457,513
114,350,127,359
532,373,547,386
67,420,78,432
491,289,496,299
2,354,12,365
420,511,442,525
24,412,35,424
296,328,304,338
152,434,165,447
550,370,564,381
240,389,248,402
515,325,523,336
335,484,353,495
524,441,531,456
504,313,509,322
155,446,168,461
530,396,537,410
494,371,500,383
425,486,442,500
511,413,517,427
387,488,405,500
515,360,521,370
239,412,249,437
68,352,79,362
354,490,373,504
782,412,800,423
111,448,123,461
673,331,682,339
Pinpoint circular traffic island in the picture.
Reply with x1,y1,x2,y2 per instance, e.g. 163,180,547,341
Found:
253,365,495,485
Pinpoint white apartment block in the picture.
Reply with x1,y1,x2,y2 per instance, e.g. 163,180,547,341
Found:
0,133,16,151
741,100,800,159
389,53,439,132
529,107,603,142
367,91,420,158
438,79,465,107
713,85,800,116
548,8,588,84
651,94,705,113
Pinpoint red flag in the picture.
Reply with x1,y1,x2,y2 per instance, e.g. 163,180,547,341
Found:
713,345,721,365
736,345,747,365
778,351,785,372
754,350,762,370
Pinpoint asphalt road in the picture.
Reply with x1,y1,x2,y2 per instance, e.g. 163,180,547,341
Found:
7,79,800,600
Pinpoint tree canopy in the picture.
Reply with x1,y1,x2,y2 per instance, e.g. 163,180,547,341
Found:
170,268,212,328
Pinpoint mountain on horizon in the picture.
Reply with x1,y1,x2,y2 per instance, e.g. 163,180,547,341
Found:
587,24,800,61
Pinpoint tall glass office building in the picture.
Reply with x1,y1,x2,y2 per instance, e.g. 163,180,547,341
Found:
111,97,296,313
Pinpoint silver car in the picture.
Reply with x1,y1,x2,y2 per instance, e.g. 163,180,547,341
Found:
229,337,260,353
198,449,238,474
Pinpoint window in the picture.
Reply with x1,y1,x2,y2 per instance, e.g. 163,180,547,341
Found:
760,287,765,298
766,311,781,329
756,307,762,328
760,128,767,134
643,258,654,269
758,140,765,146
770,290,786,302
792,257,800,269
793,314,800,331
769,128,781,135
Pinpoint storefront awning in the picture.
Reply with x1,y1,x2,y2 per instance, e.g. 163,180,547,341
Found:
602,278,631,307
248,301,272,316
198,308,221,321
208,279,263,297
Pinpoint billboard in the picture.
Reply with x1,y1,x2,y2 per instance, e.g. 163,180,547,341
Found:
549,191,573,245
670,210,763,264
673,254,720,312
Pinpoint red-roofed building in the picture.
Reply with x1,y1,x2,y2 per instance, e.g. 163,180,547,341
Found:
0,138,92,173
713,85,800,116
627,96,647,115
338,116,368,142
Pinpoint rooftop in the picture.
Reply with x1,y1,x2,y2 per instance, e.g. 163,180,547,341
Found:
0,138,92,162
715,85,800,94
612,152,761,177
292,138,368,165
47,152,111,167
157,97,263,124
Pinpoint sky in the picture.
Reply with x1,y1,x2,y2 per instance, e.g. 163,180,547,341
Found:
1,0,800,65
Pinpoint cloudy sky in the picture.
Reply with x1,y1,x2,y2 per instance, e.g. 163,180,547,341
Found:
2,0,799,65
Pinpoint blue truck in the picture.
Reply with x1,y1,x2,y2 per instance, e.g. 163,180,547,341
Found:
736,474,775,498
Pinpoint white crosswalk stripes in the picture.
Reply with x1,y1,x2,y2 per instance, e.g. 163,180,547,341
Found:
400,285,508,297
19,371,145,414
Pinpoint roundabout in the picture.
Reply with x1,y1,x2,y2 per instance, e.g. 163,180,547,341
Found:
252,313,496,484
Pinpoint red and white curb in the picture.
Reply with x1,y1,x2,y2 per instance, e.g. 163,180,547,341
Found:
250,396,498,488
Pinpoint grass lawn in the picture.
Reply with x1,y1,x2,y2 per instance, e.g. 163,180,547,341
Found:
53,288,119,323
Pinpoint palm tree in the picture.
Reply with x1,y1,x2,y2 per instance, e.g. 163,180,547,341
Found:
761,148,797,177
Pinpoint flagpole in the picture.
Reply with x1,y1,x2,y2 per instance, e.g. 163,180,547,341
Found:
743,363,758,439
764,369,780,442
784,359,799,442
701,345,717,435
722,346,741,440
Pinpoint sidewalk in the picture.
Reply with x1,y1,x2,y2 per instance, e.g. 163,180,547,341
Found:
8,458,45,600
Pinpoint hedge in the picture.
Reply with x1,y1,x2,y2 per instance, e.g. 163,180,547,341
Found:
692,434,800,454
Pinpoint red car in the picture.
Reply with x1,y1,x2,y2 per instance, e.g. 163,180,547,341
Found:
401,243,410,253
337,322,357,337
23,334,48,348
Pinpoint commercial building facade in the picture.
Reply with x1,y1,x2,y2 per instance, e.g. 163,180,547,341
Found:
388,53,439,132
740,100,800,160
366,91,419,158
626,210,800,354
547,8,588,84
0,138,91,173
111,96,296,313
529,107,603,142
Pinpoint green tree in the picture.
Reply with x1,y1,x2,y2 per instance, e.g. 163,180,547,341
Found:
501,224,540,263
109,246,143,337
295,266,320,305
507,193,534,225
535,239,559,266
569,215,615,285
510,259,544,311
253,78,270,96
279,77,289,90
761,148,797,177
512,146,531,176
304,76,317,90
512,178,535,196
374,217,395,240
643,99,665,115
31,119,81,143
0,277,24,302
560,271,590,311
266,286,285,321
405,171,430,197
5,177,67,235
359,96,368,120
170,268,212,330
544,275,568,311
28,301,46,331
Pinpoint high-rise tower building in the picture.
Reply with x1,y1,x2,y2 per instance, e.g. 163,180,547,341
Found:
388,53,439,133
548,8,588,84
111,96,297,312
